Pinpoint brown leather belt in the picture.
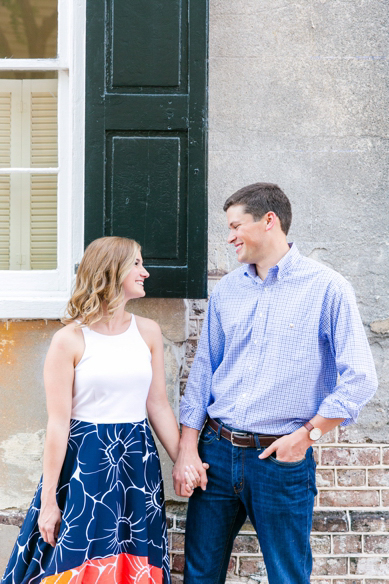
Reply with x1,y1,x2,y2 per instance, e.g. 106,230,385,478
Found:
207,418,285,448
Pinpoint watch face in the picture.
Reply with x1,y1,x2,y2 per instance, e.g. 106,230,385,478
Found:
310,428,322,441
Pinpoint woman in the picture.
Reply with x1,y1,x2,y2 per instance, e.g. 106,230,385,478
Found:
2,237,199,584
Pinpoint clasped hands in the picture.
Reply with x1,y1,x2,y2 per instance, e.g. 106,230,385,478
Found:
172,451,209,497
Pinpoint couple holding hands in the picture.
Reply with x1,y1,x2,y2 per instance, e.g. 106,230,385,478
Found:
2,183,377,584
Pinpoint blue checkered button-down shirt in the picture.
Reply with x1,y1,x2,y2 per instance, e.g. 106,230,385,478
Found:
180,244,378,435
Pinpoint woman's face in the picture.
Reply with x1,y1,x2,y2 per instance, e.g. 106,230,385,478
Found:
122,253,150,300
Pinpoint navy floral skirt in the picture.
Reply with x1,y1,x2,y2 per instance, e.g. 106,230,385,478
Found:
1,419,170,584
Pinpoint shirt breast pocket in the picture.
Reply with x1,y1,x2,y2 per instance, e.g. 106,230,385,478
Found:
271,321,312,363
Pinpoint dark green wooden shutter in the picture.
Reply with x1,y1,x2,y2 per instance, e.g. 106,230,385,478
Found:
85,0,208,298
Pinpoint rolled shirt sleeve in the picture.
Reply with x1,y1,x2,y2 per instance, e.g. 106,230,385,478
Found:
180,290,225,430
317,280,378,425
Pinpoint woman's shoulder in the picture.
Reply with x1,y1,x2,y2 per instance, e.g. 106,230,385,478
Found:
133,314,161,336
50,322,84,352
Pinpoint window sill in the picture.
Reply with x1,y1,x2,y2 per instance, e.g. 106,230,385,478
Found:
0,295,68,319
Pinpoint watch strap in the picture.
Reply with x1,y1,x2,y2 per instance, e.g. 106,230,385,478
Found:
304,422,314,432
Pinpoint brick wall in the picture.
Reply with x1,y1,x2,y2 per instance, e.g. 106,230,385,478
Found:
171,299,388,583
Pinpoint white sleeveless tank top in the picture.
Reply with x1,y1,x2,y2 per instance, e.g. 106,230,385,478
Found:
72,315,153,423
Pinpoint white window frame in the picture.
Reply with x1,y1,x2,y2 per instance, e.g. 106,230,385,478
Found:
0,0,85,318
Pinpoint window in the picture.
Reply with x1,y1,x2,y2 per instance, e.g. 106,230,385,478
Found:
0,77,58,270
0,0,85,317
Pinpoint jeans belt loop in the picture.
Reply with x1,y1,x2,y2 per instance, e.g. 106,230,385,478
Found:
216,421,223,440
254,434,261,450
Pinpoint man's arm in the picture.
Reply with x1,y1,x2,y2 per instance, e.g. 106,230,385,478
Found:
315,279,378,424
174,292,225,497
261,278,377,462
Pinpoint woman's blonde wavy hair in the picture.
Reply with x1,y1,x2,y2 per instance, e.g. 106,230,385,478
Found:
63,236,141,327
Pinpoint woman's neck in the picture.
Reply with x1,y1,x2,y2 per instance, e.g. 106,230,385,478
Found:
90,302,131,334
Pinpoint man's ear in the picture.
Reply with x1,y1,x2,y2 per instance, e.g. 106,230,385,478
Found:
264,212,277,231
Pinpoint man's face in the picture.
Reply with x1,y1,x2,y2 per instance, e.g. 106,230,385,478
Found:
226,204,266,264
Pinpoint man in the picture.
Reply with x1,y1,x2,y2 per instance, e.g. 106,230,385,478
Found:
173,183,378,584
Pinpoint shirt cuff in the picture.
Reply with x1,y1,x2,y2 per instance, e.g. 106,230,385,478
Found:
179,404,207,431
317,399,357,427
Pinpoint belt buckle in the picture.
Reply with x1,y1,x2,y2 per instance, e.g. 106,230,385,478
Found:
231,431,250,447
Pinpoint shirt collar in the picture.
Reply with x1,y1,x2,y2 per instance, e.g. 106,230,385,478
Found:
244,243,300,281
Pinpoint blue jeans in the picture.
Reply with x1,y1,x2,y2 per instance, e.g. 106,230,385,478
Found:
184,421,317,584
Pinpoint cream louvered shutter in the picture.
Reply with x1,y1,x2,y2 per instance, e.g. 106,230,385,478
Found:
0,93,11,269
0,79,57,270
29,83,58,270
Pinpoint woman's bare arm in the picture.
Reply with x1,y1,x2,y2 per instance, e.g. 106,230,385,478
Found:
38,325,83,547
140,318,181,462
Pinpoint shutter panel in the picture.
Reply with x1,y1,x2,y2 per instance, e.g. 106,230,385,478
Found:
30,88,58,269
85,0,208,298
0,93,11,269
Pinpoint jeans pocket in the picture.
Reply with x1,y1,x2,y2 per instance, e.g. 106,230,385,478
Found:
268,453,306,467
199,426,217,445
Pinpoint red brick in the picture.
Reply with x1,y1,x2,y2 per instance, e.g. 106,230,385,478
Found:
171,533,185,552
239,557,267,578
337,469,366,487
313,511,348,532
350,556,389,575
383,448,389,465
185,340,197,359
319,490,379,507
321,448,380,466
333,580,363,584
334,580,363,584
365,535,389,554
316,469,335,487
312,556,348,575
172,554,185,573
365,580,389,584
175,516,187,530
333,535,362,554
227,557,236,575
170,575,183,584
383,491,389,506
232,535,259,553
311,535,331,554
350,512,389,532
369,469,389,486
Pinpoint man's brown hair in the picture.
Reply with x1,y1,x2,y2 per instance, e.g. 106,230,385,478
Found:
223,182,292,235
